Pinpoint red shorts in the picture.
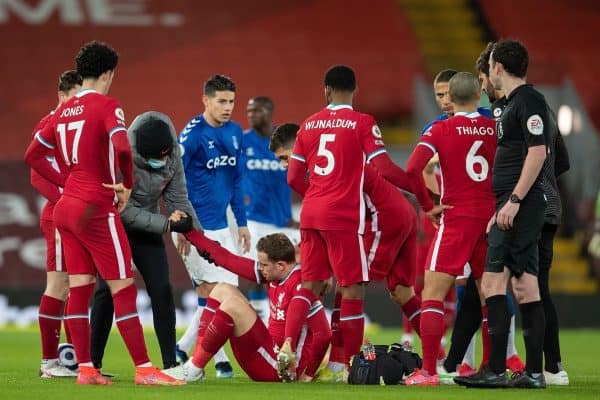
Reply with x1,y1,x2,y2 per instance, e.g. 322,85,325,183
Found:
231,319,280,382
53,195,133,280
365,197,418,291
300,229,368,287
425,213,487,279
40,219,65,273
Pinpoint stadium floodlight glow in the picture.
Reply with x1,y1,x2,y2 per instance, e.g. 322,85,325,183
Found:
558,105,573,136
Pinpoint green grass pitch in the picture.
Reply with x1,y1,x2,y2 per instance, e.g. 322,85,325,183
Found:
0,327,599,399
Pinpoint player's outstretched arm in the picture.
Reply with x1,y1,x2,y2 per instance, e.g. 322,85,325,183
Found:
369,151,412,191
184,230,261,283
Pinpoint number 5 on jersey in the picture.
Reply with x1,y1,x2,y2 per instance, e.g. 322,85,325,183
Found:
315,134,336,176
57,120,85,166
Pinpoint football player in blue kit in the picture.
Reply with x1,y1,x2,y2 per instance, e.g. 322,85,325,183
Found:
172,75,250,378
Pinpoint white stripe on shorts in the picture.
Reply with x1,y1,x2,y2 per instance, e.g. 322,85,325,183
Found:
257,346,278,370
429,214,445,272
55,229,63,272
107,213,127,279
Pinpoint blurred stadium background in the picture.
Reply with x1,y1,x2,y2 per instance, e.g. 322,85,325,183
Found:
1,0,599,327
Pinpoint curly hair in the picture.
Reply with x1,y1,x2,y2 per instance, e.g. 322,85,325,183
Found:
58,70,82,92
269,123,299,152
75,41,119,79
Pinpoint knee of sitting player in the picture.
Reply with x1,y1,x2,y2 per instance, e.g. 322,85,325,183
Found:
220,296,254,325
511,273,540,303
210,282,243,303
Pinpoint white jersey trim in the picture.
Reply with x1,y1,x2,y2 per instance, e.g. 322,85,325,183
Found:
417,142,436,154
366,148,386,163
36,132,55,149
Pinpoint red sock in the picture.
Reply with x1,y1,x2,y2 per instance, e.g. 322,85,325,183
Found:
64,284,94,364
39,295,64,359
481,306,490,367
113,284,150,366
304,306,332,377
420,299,444,375
340,298,364,364
63,295,72,344
284,288,317,351
401,295,422,336
198,297,220,339
329,292,345,364
192,309,234,368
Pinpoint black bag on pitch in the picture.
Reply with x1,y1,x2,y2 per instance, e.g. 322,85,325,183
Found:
347,343,422,385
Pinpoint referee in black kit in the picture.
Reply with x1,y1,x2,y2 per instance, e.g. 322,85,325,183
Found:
456,39,550,389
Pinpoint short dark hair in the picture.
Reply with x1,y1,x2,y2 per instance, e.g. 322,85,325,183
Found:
204,75,236,96
75,41,119,79
492,39,529,78
58,70,82,92
449,72,480,105
270,123,299,152
324,65,356,91
250,96,274,113
476,42,495,76
256,233,296,263
434,69,458,84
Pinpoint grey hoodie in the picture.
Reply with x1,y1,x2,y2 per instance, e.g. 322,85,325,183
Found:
120,111,201,234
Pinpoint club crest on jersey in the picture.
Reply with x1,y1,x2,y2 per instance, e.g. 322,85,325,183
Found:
115,108,125,125
372,125,382,138
246,147,255,157
527,114,544,135
493,108,502,118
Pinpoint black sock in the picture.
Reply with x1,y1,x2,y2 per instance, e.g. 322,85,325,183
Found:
538,268,561,373
520,300,545,374
89,278,114,369
486,294,510,375
444,278,482,372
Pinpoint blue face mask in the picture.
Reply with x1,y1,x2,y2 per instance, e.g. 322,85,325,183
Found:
147,158,167,169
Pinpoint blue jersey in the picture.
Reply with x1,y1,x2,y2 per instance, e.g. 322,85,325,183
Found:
179,115,247,230
420,107,491,135
242,129,292,227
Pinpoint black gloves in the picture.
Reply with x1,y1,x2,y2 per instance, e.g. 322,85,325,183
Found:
168,215,193,233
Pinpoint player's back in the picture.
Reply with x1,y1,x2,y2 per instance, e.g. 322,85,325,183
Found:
52,89,127,208
293,105,371,232
422,112,496,218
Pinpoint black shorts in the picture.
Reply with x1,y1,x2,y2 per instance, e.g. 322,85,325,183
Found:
485,190,546,277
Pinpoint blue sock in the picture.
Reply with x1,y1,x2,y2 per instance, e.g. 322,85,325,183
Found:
249,287,267,301
455,284,466,313
198,297,207,307
505,290,516,317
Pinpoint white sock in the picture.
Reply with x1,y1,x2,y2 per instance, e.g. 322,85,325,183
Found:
461,335,476,367
213,347,230,364
506,315,518,358
178,305,203,353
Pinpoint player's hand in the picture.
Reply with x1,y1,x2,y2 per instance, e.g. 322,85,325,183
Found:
486,213,497,234
496,201,519,231
102,182,131,213
425,204,452,228
175,233,191,257
238,226,251,254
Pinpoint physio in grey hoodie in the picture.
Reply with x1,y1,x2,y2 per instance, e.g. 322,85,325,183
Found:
90,111,201,369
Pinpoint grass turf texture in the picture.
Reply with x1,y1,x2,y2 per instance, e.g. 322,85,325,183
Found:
0,327,599,399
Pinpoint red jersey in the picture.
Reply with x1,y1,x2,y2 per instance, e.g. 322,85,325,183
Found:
266,265,302,346
418,111,496,218
36,89,129,209
30,111,62,221
289,105,385,232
